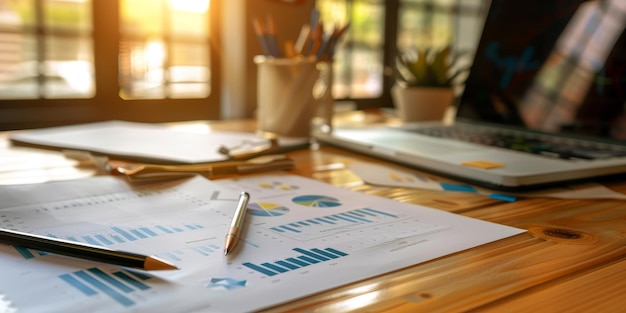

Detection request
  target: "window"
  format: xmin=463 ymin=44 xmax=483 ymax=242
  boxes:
xmin=0 ymin=0 xmax=488 ymax=130
xmin=0 ymin=0 xmax=219 ymax=130
xmin=315 ymin=0 xmax=488 ymax=108
xmin=397 ymin=0 xmax=487 ymax=68
xmin=316 ymin=0 xmax=386 ymax=100
xmin=316 ymin=0 xmax=390 ymax=109
xmin=119 ymin=0 xmax=211 ymax=99
xmin=0 ymin=0 xmax=94 ymax=99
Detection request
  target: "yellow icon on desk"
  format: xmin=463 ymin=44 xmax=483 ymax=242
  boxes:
xmin=461 ymin=160 xmax=504 ymax=170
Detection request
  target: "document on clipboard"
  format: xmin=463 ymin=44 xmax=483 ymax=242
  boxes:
xmin=9 ymin=120 xmax=309 ymax=164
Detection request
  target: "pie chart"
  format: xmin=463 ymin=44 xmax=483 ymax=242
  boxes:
xmin=247 ymin=202 xmax=290 ymax=217
xmin=292 ymin=195 xmax=342 ymax=207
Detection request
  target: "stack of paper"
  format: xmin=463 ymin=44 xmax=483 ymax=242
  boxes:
xmin=0 ymin=173 xmax=524 ymax=312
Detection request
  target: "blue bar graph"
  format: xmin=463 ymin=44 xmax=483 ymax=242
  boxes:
xmin=325 ymin=247 xmax=348 ymax=256
xmin=82 ymin=235 xmax=100 ymax=245
xmin=242 ymin=262 xmax=276 ymax=276
xmin=75 ymin=224 xmax=204 ymax=246
xmin=60 ymin=267 xmax=152 ymax=307
xmin=275 ymin=260 xmax=300 ymax=270
xmin=158 ymin=243 xmax=220 ymax=262
xmin=140 ymin=227 xmax=158 ymax=236
xmin=279 ymin=225 xmax=300 ymax=233
xmin=268 ymin=208 xmax=400 ymax=240
xmin=13 ymin=223 xmax=208 ymax=260
xmin=59 ymin=274 xmax=97 ymax=296
xmin=13 ymin=246 xmax=35 ymax=259
xmin=88 ymin=268 xmax=134 ymax=293
xmin=129 ymin=229 xmax=148 ymax=239
xmin=161 ymin=250 xmax=183 ymax=261
xmin=242 ymin=247 xmax=348 ymax=277
xmin=113 ymin=272 xmax=150 ymax=290
xmin=316 ymin=217 xmax=335 ymax=224
xmin=112 ymin=227 xmax=136 ymax=241
xmin=293 ymin=248 xmax=329 ymax=261
xmin=95 ymin=234 xmax=114 ymax=245
xmin=298 ymin=255 xmax=319 ymax=264
xmin=155 ymin=225 xmax=173 ymax=234
xmin=13 ymin=246 xmax=47 ymax=259
xmin=261 ymin=262 xmax=289 ymax=273
xmin=75 ymin=270 xmax=133 ymax=306
xmin=286 ymin=257 xmax=310 ymax=267
xmin=311 ymin=248 xmax=339 ymax=259
xmin=111 ymin=234 xmax=125 ymax=244
xmin=191 ymin=244 xmax=221 ymax=257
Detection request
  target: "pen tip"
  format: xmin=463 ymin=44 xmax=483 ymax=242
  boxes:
xmin=224 ymin=249 xmax=229 ymax=256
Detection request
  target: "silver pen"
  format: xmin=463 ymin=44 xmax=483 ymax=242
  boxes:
xmin=224 ymin=192 xmax=250 ymax=256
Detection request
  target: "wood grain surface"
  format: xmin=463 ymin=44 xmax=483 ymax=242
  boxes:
xmin=2 ymin=116 xmax=625 ymax=312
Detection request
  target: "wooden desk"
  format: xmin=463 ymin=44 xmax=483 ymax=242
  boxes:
xmin=2 ymin=116 xmax=626 ymax=312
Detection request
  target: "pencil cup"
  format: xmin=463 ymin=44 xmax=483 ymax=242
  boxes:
xmin=255 ymin=56 xmax=333 ymax=138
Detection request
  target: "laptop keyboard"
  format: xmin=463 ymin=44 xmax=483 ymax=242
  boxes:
xmin=408 ymin=125 xmax=626 ymax=160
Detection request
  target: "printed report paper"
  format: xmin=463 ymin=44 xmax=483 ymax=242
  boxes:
xmin=0 ymin=174 xmax=524 ymax=312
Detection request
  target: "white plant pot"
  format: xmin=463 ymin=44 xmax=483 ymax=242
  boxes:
xmin=391 ymin=84 xmax=455 ymax=122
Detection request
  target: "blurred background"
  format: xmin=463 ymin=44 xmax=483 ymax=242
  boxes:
xmin=0 ymin=0 xmax=488 ymax=130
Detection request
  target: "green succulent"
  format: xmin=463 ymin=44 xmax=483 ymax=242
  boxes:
xmin=396 ymin=46 xmax=467 ymax=88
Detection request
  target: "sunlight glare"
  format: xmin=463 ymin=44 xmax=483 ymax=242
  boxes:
xmin=168 ymin=0 xmax=209 ymax=13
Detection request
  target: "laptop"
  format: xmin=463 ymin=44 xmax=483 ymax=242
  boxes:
xmin=314 ymin=0 xmax=626 ymax=191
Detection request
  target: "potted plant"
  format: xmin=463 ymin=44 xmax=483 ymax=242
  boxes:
xmin=392 ymin=45 xmax=467 ymax=122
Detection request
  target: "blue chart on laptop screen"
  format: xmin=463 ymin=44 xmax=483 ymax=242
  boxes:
xmin=457 ymin=0 xmax=626 ymax=142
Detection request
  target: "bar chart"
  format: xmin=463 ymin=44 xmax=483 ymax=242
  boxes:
xmin=158 ymin=244 xmax=222 ymax=262
xmin=63 ymin=223 xmax=204 ymax=245
xmin=59 ymin=267 xmax=153 ymax=308
xmin=12 ymin=223 xmax=207 ymax=260
xmin=0 ymin=173 xmax=524 ymax=313
xmin=263 ymin=207 xmax=450 ymax=252
xmin=268 ymin=207 xmax=405 ymax=240
xmin=242 ymin=247 xmax=348 ymax=277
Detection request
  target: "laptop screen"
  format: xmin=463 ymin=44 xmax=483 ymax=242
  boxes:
xmin=456 ymin=0 xmax=626 ymax=143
